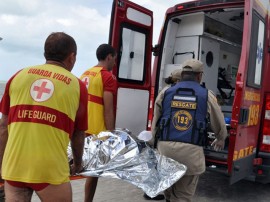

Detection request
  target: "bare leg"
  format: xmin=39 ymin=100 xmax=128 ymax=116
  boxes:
xmin=36 ymin=182 xmax=72 ymax=202
xmin=4 ymin=181 xmax=33 ymax=202
xmin=84 ymin=177 xmax=98 ymax=202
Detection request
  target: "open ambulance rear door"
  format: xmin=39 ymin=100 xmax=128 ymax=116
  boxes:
xmin=109 ymin=0 xmax=153 ymax=135
xmin=229 ymin=0 xmax=268 ymax=184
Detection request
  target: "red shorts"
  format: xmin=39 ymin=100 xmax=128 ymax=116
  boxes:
xmin=6 ymin=180 xmax=49 ymax=191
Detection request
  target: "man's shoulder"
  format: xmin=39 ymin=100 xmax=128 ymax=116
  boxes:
xmin=207 ymin=90 xmax=218 ymax=103
xmin=80 ymin=66 xmax=100 ymax=77
xmin=101 ymin=70 xmax=116 ymax=81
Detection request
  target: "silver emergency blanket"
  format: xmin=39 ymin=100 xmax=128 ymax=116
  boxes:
xmin=67 ymin=129 xmax=187 ymax=197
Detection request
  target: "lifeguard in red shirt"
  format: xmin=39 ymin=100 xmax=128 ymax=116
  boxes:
xmin=80 ymin=44 xmax=117 ymax=202
xmin=0 ymin=32 xmax=88 ymax=202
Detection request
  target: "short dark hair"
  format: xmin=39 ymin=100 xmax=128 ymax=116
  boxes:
xmin=44 ymin=32 xmax=77 ymax=62
xmin=165 ymin=76 xmax=174 ymax=85
xmin=181 ymin=71 xmax=200 ymax=81
xmin=96 ymin=44 xmax=116 ymax=61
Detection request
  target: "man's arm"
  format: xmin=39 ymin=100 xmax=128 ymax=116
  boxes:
xmin=0 ymin=115 xmax=8 ymax=176
xmin=149 ymin=87 xmax=168 ymax=146
xmin=103 ymin=91 xmax=115 ymax=130
xmin=208 ymin=91 xmax=227 ymax=151
xmin=70 ymin=129 xmax=85 ymax=175
xmin=70 ymin=79 xmax=88 ymax=175
xmin=151 ymin=92 xmax=164 ymax=133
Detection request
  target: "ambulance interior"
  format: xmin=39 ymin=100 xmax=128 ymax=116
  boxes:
xmin=158 ymin=8 xmax=244 ymax=162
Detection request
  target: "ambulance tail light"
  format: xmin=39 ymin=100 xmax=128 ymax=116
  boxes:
xmin=260 ymin=94 xmax=270 ymax=152
xmin=176 ymin=5 xmax=184 ymax=10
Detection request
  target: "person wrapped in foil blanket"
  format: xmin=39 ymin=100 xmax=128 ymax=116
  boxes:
xmin=67 ymin=129 xmax=187 ymax=197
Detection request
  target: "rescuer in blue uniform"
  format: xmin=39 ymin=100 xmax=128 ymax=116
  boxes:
xmin=151 ymin=59 xmax=227 ymax=202
xmin=143 ymin=68 xmax=183 ymax=201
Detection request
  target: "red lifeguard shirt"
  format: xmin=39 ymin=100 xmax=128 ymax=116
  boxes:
xmin=80 ymin=66 xmax=117 ymax=135
xmin=0 ymin=64 xmax=88 ymax=184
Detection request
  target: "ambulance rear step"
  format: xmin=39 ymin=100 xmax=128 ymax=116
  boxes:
xmin=204 ymin=148 xmax=228 ymax=161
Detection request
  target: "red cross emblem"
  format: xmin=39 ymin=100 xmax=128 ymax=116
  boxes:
xmin=81 ymin=77 xmax=89 ymax=88
xmin=33 ymin=81 xmax=51 ymax=99
xmin=30 ymin=79 xmax=54 ymax=102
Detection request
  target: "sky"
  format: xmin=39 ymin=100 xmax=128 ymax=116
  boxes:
xmin=0 ymin=0 xmax=189 ymax=82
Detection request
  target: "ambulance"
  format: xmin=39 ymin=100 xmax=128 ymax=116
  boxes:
xmin=109 ymin=0 xmax=270 ymax=184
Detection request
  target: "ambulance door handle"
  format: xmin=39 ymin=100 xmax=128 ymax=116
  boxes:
xmin=130 ymin=51 xmax=134 ymax=59
xmin=239 ymin=108 xmax=249 ymax=125
xmin=152 ymin=44 xmax=160 ymax=56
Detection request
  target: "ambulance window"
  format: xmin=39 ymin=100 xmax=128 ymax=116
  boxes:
xmin=118 ymin=27 xmax=146 ymax=82
xmin=247 ymin=11 xmax=265 ymax=88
